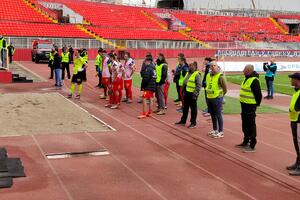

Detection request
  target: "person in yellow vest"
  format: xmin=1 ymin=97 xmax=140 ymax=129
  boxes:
xmin=175 ymin=61 xmax=201 ymax=128
xmin=154 ymin=53 xmax=168 ymax=115
xmin=80 ymin=48 xmax=88 ymax=82
xmin=67 ymin=49 xmax=88 ymax=99
xmin=0 ymin=36 xmax=7 ymax=68
xmin=206 ymin=62 xmax=227 ymax=138
xmin=61 ymin=46 xmax=71 ymax=81
xmin=236 ymin=64 xmax=262 ymax=153
xmin=175 ymin=57 xmax=189 ymax=113
xmin=287 ymin=73 xmax=300 ymax=175
xmin=48 ymin=47 xmax=56 ymax=79
xmin=95 ymin=48 xmax=103 ymax=88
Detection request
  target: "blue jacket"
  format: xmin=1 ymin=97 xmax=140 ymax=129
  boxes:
xmin=263 ymin=63 xmax=277 ymax=78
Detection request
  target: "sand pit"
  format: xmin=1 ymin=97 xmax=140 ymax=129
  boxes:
xmin=0 ymin=93 xmax=112 ymax=136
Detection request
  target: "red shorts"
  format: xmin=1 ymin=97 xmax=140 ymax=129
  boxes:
xmin=142 ymin=90 xmax=154 ymax=99
xmin=112 ymin=77 xmax=122 ymax=91
xmin=102 ymin=77 xmax=111 ymax=86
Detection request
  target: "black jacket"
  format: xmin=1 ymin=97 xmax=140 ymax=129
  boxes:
xmin=53 ymin=52 xmax=61 ymax=69
xmin=202 ymin=63 xmax=211 ymax=88
xmin=242 ymin=71 xmax=262 ymax=106
xmin=141 ymin=63 xmax=156 ymax=92
xmin=158 ymin=63 xmax=168 ymax=85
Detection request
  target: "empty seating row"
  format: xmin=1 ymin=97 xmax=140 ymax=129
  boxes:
xmin=172 ymin=13 xmax=282 ymax=34
xmin=87 ymin=26 xmax=189 ymax=41
xmin=0 ymin=21 xmax=91 ymax=38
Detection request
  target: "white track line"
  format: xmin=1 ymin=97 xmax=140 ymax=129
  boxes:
xmin=32 ymin=135 xmax=74 ymax=200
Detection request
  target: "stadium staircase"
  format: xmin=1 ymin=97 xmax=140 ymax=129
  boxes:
xmin=269 ymin=17 xmax=289 ymax=34
xmin=178 ymin=29 xmax=211 ymax=48
xmin=22 ymin=0 xmax=58 ymax=23
xmin=141 ymin=10 xmax=168 ymax=30
xmin=76 ymin=25 xmax=125 ymax=49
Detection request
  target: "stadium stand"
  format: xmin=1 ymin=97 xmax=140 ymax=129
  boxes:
xmin=0 ymin=21 xmax=91 ymax=38
xmin=0 ymin=0 xmax=51 ymax=23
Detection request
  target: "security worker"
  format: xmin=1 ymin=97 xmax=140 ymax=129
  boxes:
xmin=175 ymin=61 xmax=201 ymax=128
xmin=61 ymin=46 xmax=71 ymax=80
xmin=287 ymin=72 xmax=300 ymax=176
xmin=206 ymin=62 xmax=227 ymax=138
xmin=173 ymin=53 xmax=187 ymax=104
xmin=95 ymin=48 xmax=103 ymax=87
xmin=154 ymin=53 xmax=168 ymax=115
xmin=0 ymin=36 xmax=7 ymax=68
xmin=237 ymin=65 xmax=262 ymax=153
xmin=48 ymin=48 xmax=56 ymax=79
xmin=176 ymin=57 xmax=189 ymax=112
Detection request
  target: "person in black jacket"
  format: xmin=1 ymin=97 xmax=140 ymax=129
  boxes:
xmin=154 ymin=53 xmax=168 ymax=115
xmin=236 ymin=65 xmax=262 ymax=153
xmin=69 ymin=45 xmax=74 ymax=64
xmin=52 ymin=50 xmax=62 ymax=87
xmin=7 ymin=43 xmax=15 ymax=64
xmin=173 ymin=53 xmax=186 ymax=103
xmin=202 ymin=57 xmax=213 ymax=116
xmin=138 ymin=57 xmax=156 ymax=119
xmin=138 ymin=52 xmax=153 ymax=103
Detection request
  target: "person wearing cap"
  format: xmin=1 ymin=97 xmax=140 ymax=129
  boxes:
xmin=287 ymin=72 xmax=300 ymax=175
xmin=138 ymin=56 xmax=156 ymax=119
xmin=206 ymin=62 xmax=227 ymax=138
xmin=175 ymin=61 xmax=201 ymax=128
xmin=263 ymin=58 xmax=277 ymax=99
xmin=95 ymin=48 xmax=103 ymax=88
xmin=61 ymin=46 xmax=71 ymax=81
xmin=236 ymin=64 xmax=262 ymax=153
xmin=68 ymin=49 xmax=88 ymax=99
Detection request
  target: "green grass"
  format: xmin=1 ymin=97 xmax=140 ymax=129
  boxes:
xmin=225 ymin=73 xmax=294 ymax=96
xmin=132 ymin=74 xmax=284 ymax=114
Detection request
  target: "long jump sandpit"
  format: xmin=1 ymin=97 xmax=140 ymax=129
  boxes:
xmin=0 ymin=92 xmax=112 ymax=136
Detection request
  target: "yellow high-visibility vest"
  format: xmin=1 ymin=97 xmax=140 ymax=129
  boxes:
xmin=289 ymin=90 xmax=300 ymax=122
xmin=240 ymin=77 xmax=258 ymax=104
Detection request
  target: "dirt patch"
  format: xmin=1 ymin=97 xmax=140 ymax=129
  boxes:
xmin=0 ymin=93 xmax=112 ymax=136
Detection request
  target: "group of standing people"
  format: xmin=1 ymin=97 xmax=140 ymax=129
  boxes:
xmin=47 ymin=48 xmax=299 ymax=176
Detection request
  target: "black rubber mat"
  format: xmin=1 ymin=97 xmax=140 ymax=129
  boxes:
xmin=0 ymin=177 xmax=13 ymax=188
xmin=0 ymin=160 xmax=8 ymax=172
xmin=0 ymin=158 xmax=26 ymax=178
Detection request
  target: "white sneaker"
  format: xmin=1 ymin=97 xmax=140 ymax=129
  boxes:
xmin=212 ymin=132 xmax=224 ymax=139
xmin=208 ymin=130 xmax=217 ymax=136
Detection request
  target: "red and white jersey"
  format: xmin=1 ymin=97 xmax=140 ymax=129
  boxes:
xmin=102 ymin=57 xmax=111 ymax=78
xmin=112 ymin=61 xmax=124 ymax=81
xmin=124 ymin=58 xmax=135 ymax=80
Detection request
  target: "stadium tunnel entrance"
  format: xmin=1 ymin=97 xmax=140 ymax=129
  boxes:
xmin=157 ymin=0 xmax=184 ymax=9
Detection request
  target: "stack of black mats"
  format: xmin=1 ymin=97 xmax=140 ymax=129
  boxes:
xmin=0 ymin=148 xmax=26 ymax=188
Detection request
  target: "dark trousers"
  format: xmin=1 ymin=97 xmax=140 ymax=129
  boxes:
xmin=61 ymin=62 xmax=70 ymax=80
xmin=181 ymin=92 xmax=197 ymax=125
xmin=207 ymin=97 xmax=223 ymax=132
xmin=265 ymin=76 xmax=274 ymax=97
xmin=9 ymin=55 xmax=12 ymax=63
xmin=49 ymin=66 xmax=54 ymax=78
xmin=96 ymin=66 xmax=102 ymax=86
xmin=241 ymin=103 xmax=257 ymax=148
xmin=175 ymin=81 xmax=181 ymax=101
xmin=291 ymin=122 xmax=300 ymax=163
